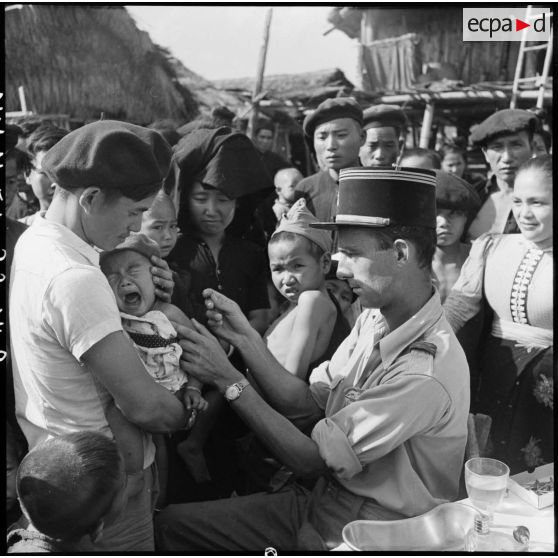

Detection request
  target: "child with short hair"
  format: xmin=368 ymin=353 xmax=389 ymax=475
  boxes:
xmin=264 ymin=199 xmax=351 ymax=380
xmin=100 ymin=234 xmax=211 ymax=485
xmin=19 ymin=125 xmax=69 ymax=225
xmin=139 ymin=190 xmax=193 ymax=317
xmin=8 ymin=431 xmax=127 ymax=553
xmin=432 ymin=170 xmax=481 ymax=302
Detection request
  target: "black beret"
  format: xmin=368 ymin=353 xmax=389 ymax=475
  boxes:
xmin=470 ymin=109 xmax=538 ymax=146
xmin=212 ymin=105 xmax=236 ymax=122
xmin=6 ymin=124 xmax=22 ymax=153
xmin=303 ymin=97 xmax=363 ymax=138
xmin=362 ymin=104 xmax=408 ymax=131
xmin=435 ymin=170 xmax=481 ymax=213
xmin=42 ymin=120 xmax=173 ymax=191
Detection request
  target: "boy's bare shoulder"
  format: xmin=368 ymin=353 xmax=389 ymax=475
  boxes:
xmin=297 ymin=290 xmax=335 ymax=315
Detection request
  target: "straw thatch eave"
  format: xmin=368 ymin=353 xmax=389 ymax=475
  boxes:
xmin=162 ymin=52 xmax=247 ymax=116
xmin=5 ymin=5 xmax=199 ymax=124
xmin=212 ymin=68 xmax=355 ymax=107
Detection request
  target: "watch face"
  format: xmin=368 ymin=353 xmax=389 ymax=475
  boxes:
xmin=225 ymin=385 xmax=240 ymax=401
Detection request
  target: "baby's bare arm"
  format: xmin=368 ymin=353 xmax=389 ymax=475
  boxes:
xmin=155 ymin=300 xmax=193 ymax=329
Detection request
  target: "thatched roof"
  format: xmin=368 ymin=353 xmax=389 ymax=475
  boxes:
xmin=212 ymin=68 xmax=355 ymax=107
xmin=163 ymin=53 xmax=247 ymax=116
xmin=5 ymin=5 xmax=198 ymax=124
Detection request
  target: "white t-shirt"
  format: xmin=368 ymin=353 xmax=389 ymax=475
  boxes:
xmin=9 ymin=216 xmax=155 ymax=467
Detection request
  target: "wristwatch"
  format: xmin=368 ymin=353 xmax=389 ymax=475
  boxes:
xmin=224 ymin=378 xmax=250 ymax=402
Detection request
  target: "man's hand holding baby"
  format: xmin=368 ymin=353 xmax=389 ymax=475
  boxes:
xmin=150 ymin=255 xmax=174 ymax=301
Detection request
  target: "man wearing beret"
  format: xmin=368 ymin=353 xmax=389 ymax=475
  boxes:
xmin=9 ymin=120 xmax=193 ymax=551
xmin=359 ymin=104 xmax=408 ymax=167
xmin=466 ymin=108 xmax=536 ymax=240
xmin=155 ymin=167 xmax=469 ymax=552
xmin=294 ymin=97 xmax=365 ymax=222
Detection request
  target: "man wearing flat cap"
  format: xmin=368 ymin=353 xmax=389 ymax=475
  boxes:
xmin=155 ymin=167 xmax=469 ymax=552
xmin=466 ymin=108 xmax=536 ymax=240
xmin=294 ymin=97 xmax=365 ymax=222
xmin=9 ymin=120 xmax=194 ymax=551
xmin=359 ymin=104 xmax=408 ymax=167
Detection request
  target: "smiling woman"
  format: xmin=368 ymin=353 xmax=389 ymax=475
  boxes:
xmin=444 ymin=154 xmax=553 ymax=475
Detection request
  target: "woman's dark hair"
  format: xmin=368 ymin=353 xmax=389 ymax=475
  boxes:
xmin=437 ymin=143 xmax=467 ymax=163
xmin=516 ymin=153 xmax=552 ymax=179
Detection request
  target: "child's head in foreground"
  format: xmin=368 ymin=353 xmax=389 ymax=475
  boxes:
xmin=17 ymin=431 xmax=127 ymax=544
xmin=100 ymin=233 xmax=161 ymax=317
xmin=140 ymin=189 xmax=179 ymax=258
xmin=268 ymin=199 xmax=331 ymax=305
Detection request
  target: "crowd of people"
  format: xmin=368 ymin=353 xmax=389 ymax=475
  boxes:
xmin=4 ymin=96 xmax=553 ymax=552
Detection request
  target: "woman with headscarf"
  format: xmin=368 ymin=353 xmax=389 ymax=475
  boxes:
xmin=166 ymin=126 xmax=273 ymax=335
xmin=162 ymin=126 xmax=274 ymax=501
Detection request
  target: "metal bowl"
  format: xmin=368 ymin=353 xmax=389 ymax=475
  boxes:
xmin=342 ymin=502 xmax=477 ymax=551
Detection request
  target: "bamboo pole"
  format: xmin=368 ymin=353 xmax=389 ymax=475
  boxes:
xmin=419 ymin=102 xmax=435 ymax=148
xmin=248 ymin=8 xmax=273 ymax=139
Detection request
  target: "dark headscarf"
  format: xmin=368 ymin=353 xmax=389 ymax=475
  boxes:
xmin=167 ymin=126 xmax=274 ymax=241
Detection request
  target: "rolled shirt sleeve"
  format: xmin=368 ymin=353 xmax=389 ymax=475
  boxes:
xmin=311 ymin=370 xmax=451 ymax=480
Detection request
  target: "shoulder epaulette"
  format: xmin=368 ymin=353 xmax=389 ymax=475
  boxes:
xmin=408 ymin=340 xmax=437 ymax=357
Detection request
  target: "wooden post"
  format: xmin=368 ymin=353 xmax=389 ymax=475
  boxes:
xmin=419 ymin=101 xmax=435 ymax=148
xmin=18 ymin=85 xmax=28 ymax=113
xmin=248 ymin=8 xmax=273 ymax=139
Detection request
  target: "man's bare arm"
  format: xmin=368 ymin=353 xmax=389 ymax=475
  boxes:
xmin=82 ymin=331 xmax=188 ymax=433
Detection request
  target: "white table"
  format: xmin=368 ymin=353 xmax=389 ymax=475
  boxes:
xmin=333 ymin=491 xmax=554 ymax=552
xmin=476 ymin=488 xmax=554 ymax=552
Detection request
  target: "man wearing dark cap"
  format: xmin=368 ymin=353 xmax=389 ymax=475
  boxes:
xmin=9 ymin=120 xmax=193 ymax=551
xmin=466 ymin=108 xmax=536 ymax=240
xmin=155 ymin=168 xmax=469 ymax=552
xmin=295 ymin=97 xmax=365 ymax=222
xmin=359 ymin=104 xmax=408 ymax=167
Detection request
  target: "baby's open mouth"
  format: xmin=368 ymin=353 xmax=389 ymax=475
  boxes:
xmin=124 ymin=293 xmax=141 ymax=305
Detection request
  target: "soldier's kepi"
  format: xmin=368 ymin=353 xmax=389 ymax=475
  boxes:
xmin=311 ymin=166 xmax=437 ymax=230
